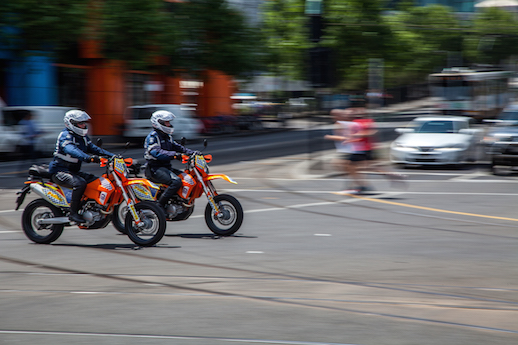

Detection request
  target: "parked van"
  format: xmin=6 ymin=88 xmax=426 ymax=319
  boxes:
xmin=0 ymin=106 xmax=76 ymax=156
xmin=123 ymin=104 xmax=204 ymax=142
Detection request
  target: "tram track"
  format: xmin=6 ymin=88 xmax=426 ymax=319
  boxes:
xmin=1 ymin=157 xmax=517 ymax=340
xmin=0 ymin=252 xmax=518 ymax=336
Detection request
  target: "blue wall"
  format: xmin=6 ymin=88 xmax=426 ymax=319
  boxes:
xmin=6 ymin=52 xmax=58 ymax=106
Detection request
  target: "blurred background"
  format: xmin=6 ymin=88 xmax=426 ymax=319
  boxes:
xmin=1 ymin=0 xmax=518 ymax=152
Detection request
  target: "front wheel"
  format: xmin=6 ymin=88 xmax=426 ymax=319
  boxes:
xmin=22 ymin=199 xmax=65 ymax=244
xmin=125 ymin=201 xmax=166 ymax=247
xmin=205 ymin=194 xmax=243 ymax=236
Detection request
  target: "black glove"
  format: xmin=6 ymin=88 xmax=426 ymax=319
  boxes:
xmin=89 ymin=155 xmax=101 ymax=163
xmin=192 ymin=151 xmax=202 ymax=156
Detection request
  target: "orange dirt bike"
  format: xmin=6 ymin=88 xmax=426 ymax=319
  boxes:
xmin=112 ymin=143 xmax=244 ymax=236
xmin=15 ymin=155 xmax=167 ymax=247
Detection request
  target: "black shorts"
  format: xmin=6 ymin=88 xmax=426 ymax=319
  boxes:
xmin=365 ymin=150 xmax=376 ymax=161
xmin=348 ymin=152 xmax=367 ymax=162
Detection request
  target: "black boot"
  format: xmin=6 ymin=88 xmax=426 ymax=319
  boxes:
xmin=158 ymin=186 xmax=179 ymax=208
xmin=69 ymin=189 xmax=85 ymax=223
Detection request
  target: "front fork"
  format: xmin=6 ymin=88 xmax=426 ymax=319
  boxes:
xmin=194 ymin=169 xmax=221 ymax=216
xmin=112 ymin=173 xmax=142 ymax=226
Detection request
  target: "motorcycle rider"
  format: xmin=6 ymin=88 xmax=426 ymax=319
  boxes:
xmin=49 ymin=110 xmax=116 ymax=224
xmin=144 ymin=110 xmax=199 ymax=208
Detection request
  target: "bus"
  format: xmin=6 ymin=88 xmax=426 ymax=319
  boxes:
xmin=429 ymin=67 xmax=513 ymax=120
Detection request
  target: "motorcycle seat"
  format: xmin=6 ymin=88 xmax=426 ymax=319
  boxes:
xmin=28 ymin=164 xmax=52 ymax=179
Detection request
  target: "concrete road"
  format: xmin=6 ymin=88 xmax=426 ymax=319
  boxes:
xmin=0 ymin=153 xmax=517 ymax=345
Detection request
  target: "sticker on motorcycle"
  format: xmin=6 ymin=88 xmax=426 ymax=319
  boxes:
xmin=114 ymin=158 xmax=127 ymax=175
xmin=99 ymin=191 xmax=107 ymax=205
xmin=131 ymin=184 xmax=155 ymax=201
xmin=43 ymin=187 xmax=68 ymax=207
xmin=99 ymin=177 xmax=113 ymax=191
xmin=195 ymin=156 xmax=207 ymax=170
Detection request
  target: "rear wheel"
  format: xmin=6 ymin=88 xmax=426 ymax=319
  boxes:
xmin=125 ymin=201 xmax=166 ymax=247
xmin=22 ymin=199 xmax=65 ymax=244
xmin=112 ymin=202 xmax=128 ymax=234
xmin=205 ymin=194 xmax=243 ymax=236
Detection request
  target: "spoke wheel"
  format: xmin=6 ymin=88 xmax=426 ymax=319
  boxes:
xmin=22 ymin=199 xmax=64 ymax=244
xmin=113 ymin=202 xmax=128 ymax=234
xmin=125 ymin=201 xmax=166 ymax=247
xmin=205 ymin=194 xmax=243 ymax=236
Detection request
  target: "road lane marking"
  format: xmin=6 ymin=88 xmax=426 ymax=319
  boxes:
xmin=344 ymin=193 xmax=518 ymax=222
xmin=0 ymin=330 xmax=362 ymax=344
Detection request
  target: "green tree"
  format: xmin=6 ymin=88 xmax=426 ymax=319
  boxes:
xmin=0 ymin=0 xmax=87 ymax=54
xmin=385 ymin=5 xmax=463 ymax=85
xmin=323 ymin=0 xmax=392 ymax=90
xmin=260 ymin=0 xmax=309 ymax=80
xmin=99 ymin=0 xmax=173 ymax=70
xmin=466 ymin=7 xmax=518 ymax=65
xmin=172 ymin=0 xmax=264 ymax=78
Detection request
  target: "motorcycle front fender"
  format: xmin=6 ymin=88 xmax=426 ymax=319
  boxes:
xmin=206 ymin=174 xmax=237 ymax=184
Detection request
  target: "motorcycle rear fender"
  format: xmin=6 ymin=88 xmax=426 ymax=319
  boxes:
xmin=30 ymin=182 xmax=70 ymax=208
xmin=206 ymin=174 xmax=237 ymax=184
xmin=15 ymin=184 xmax=31 ymax=210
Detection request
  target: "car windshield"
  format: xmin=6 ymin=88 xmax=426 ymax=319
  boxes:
xmin=414 ymin=120 xmax=456 ymax=133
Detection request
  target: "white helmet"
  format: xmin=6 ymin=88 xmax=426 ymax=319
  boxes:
xmin=64 ymin=110 xmax=91 ymax=136
xmin=150 ymin=110 xmax=175 ymax=135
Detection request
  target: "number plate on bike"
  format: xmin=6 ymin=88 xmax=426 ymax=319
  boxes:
xmin=195 ymin=156 xmax=207 ymax=170
xmin=114 ymin=158 xmax=127 ymax=175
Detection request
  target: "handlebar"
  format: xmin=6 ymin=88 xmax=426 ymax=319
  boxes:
xmin=99 ymin=155 xmax=135 ymax=167
xmin=181 ymin=153 xmax=212 ymax=164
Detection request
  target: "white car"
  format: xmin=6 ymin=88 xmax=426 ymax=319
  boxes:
xmin=390 ymin=116 xmax=481 ymax=166
xmin=0 ymin=106 xmax=76 ymax=157
xmin=123 ymin=104 xmax=204 ymax=142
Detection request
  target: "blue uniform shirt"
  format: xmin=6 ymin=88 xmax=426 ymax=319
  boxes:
xmin=144 ymin=130 xmax=194 ymax=168
xmin=49 ymin=129 xmax=115 ymax=174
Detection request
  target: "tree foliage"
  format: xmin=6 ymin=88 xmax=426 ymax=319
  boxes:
xmin=466 ymin=8 xmax=518 ymax=65
xmin=1 ymin=0 xmax=263 ymax=77
xmin=0 ymin=0 xmax=87 ymax=54
xmin=260 ymin=0 xmax=310 ymax=80
xmin=172 ymin=0 xmax=263 ymax=77
xmin=260 ymin=1 xmax=518 ymax=90
xmin=99 ymin=0 xmax=172 ymax=70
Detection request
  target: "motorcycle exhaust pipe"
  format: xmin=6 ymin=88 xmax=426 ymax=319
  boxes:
xmin=37 ymin=217 xmax=70 ymax=225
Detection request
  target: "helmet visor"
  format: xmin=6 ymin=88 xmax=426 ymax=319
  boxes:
xmin=71 ymin=120 xmax=88 ymax=128
xmin=158 ymin=120 xmax=173 ymax=128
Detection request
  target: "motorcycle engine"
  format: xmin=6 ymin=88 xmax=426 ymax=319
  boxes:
xmin=165 ymin=203 xmax=184 ymax=219
xmin=81 ymin=202 xmax=104 ymax=226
